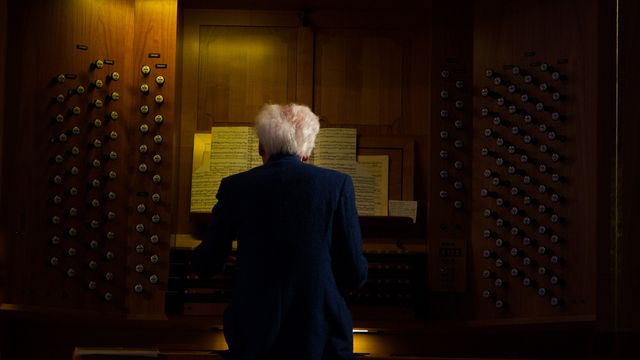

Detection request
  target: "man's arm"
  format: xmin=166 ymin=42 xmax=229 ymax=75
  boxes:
xmin=330 ymin=175 xmax=368 ymax=292
xmin=190 ymin=179 xmax=236 ymax=278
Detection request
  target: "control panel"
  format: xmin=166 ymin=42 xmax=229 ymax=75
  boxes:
xmin=43 ymin=61 xmax=128 ymax=308
xmin=428 ymin=239 xmax=467 ymax=292
xmin=475 ymin=59 xmax=571 ymax=312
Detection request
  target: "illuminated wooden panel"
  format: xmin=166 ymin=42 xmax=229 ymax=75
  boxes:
xmin=0 ymin=0 xmax=177 ymax=317
xmin=314 ymin=29 xmax=404 ymax=126
xmin=196 ymin=26 xmax=298 ymax=126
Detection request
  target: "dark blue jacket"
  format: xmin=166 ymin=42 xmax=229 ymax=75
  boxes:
xmin=191 ymin=154 xmax=368 ymax=360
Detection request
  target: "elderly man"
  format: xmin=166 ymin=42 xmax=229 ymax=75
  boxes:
xmin=191 ymin=103 xmax=368 ymax=360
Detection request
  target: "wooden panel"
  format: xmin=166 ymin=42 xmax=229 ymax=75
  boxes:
xmin=618 ymin=0 xmax=640 ymax=333
xmin=1 ymin=0 xmax=135 ymax=313
xmin=175 ymin=10 xmax=315 ymax=235
xmin=0 ymin=0 xmax=8 ymax=305
xmin=314 ymin=29 xmax=403 ymax=126
xmin=126 ymin=0 xmax=178 ymax=316
xmin=196 ymin=26 xmax=298 ymax=127
xmin=470 ymin=0 xmax=612 ymax=322
xmin=426 ymin=0 xmax=474 ymax=241
xmin=0 ymin=0 xmax=177 ymax=316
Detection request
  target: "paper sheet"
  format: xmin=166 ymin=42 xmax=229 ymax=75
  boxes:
xmin=357 ymin=155 xmax=389 ymax=216
xmin=352 ymin=163 xmax=376 ymax=215
xmin=191 ymin=127 xmax=398 ymax=218
xmin=309 ymin=128 xmax=357 ymax=176
xmin=388 ymin=200 xmax=418 ymax=223
xmin=209 ymin=127 xmax=260 ymax=172
xmin=190 ymin=128 xmax=260 ymax=212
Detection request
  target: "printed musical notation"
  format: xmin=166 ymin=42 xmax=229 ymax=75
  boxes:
xmin=309 ymin=128 xmax=357 ymax=176
xmin=356 ymin=155 xmax=389 ymax=216
xmin=190 ymin=127 xmax=389 ymax=216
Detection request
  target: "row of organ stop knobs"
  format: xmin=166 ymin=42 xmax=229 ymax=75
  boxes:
xmin=45 ymin=59 xmax=167 ymax=302
xmin=479 ymin=62 xmax=568 ymax=309
xmin=438 ymin=68 xmax=470 ymax=211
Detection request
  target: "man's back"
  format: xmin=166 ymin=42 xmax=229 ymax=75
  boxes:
xmin=192 ymin=154 xmax=368 ymax=360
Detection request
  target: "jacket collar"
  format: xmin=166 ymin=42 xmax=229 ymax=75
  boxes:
xmin=266 ymin=154 xmax=301 ymax=163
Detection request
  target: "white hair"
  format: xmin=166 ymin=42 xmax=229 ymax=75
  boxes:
xmin=254 ymin=103 xmax=320 ymax=158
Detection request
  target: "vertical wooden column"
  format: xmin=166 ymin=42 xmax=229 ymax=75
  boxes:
xmin=0 ymin=0 xmax=7 ymax=305
xmin=426 ymin=0 xmax=474 ymax=320
xmin=618 ymin=0 xmax=640 ymax=334
xmin=126 ymin=0 xmax=178 ymax=318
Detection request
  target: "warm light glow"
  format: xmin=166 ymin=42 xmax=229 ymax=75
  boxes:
xmin=352 ymin=329 xmax=369 ymax=333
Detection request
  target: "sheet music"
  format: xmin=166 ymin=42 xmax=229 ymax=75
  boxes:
xmin=190 ymin=161 xmax=218 ymax=212
xmin=210 ymin=127 xmax=259 ymax=173
xmin=352 ymin=163 xmax=375 ymax=216
xmin=357 ymin=155 xmax=389 ymax=216
xmin=310 ymin=128 xmax=357 ymax=176
xmin=388 ymin=200 xmax=418 ymax=223
xmin=192 ymin=127 xmax=376 ymax=214
xmin=191 ymin=129 xmax=261 ymax=212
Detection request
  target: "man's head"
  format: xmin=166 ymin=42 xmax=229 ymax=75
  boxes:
xmin=255 ymin=103 xmax=320 ymax=163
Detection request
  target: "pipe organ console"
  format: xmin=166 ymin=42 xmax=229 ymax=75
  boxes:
xmin=0 ymin=0 xmax=629 ymax=359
